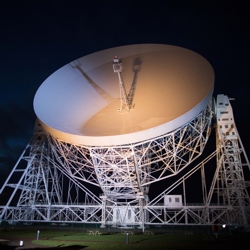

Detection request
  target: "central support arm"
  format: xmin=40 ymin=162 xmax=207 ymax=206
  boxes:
xmin=113 ymin=56 xmax=130 ymax=113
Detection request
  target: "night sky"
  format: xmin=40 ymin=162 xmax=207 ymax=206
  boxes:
xmin=0 ymin=1 xmax=249 ymax=185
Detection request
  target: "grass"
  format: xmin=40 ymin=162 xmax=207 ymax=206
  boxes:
xmin=1 ymin=228 xmax=249 ymax=250
xmin=31 ymin=235 xmax=197 ymax=250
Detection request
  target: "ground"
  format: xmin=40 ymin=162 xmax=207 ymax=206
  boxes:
xmin=0 ymin=226 xmax=249 ymax=250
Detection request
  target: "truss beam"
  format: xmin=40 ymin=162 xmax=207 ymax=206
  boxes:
xmin=1 ymin=96 xmax=250 ymax=228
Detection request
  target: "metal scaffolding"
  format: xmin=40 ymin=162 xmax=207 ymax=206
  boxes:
xmin=0 ymin=95 xmax=249 ymax=228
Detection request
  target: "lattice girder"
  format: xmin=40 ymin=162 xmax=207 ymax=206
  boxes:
xmin=90 ymin=99 xmax=213 ymax=200
xmin=2 ymin=95 xmax=250 ymax=228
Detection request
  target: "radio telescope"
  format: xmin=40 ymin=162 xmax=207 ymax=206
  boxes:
xmin=1 ymin=44 xmax=250 ymax=229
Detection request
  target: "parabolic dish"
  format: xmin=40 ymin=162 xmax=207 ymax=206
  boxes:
xmin=34 ymin=44 xmax=214 ymax=146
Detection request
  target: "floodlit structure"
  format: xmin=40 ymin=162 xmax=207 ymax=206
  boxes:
xmin=1 ymin=44 xmax=249 ymax=228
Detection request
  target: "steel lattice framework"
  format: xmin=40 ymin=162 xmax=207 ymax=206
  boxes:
xmin=1 ymin=95 xmax=250 ymax=228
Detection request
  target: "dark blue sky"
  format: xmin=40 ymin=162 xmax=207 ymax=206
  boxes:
xmin=0 ymin=1 xmax=249 ymax=183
